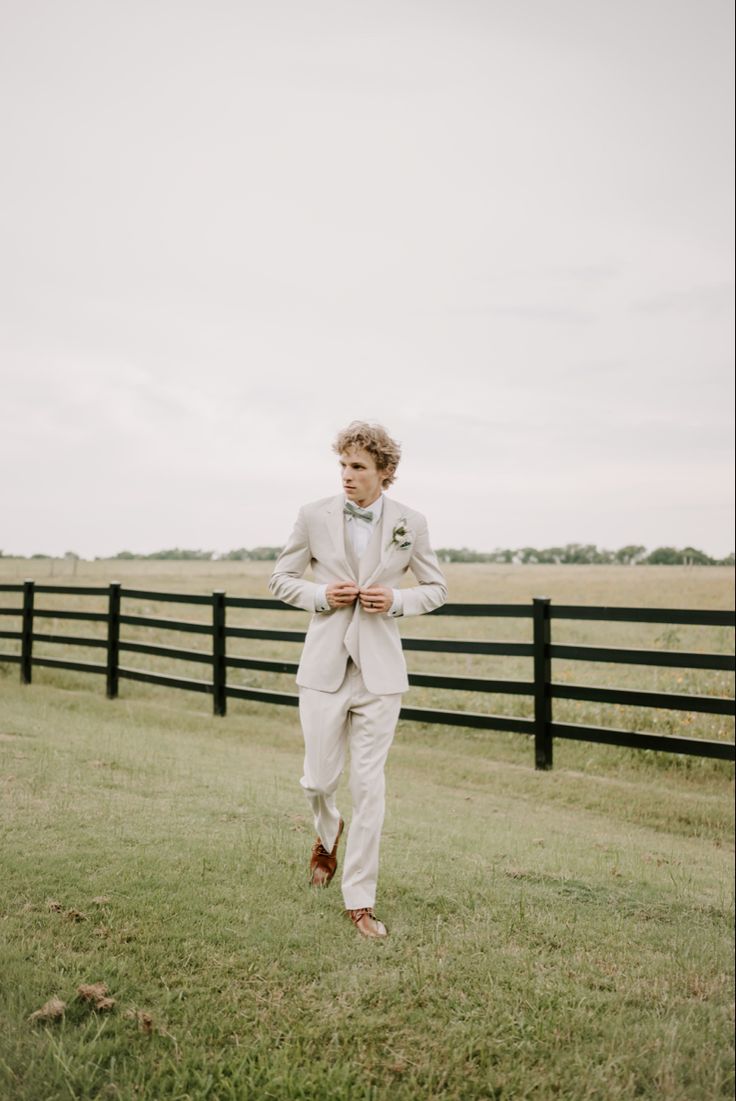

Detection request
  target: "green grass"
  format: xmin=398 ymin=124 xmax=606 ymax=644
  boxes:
xmin=0 ymin=673 xmax=733 ymax=1101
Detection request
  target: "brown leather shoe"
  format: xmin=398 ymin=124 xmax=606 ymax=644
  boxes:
xmin=345 ymin=907 xmax=388 ymax=939
xmin=309 ymin=818 xmax=344 ymax=888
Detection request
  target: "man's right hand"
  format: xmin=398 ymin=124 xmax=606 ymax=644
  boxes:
xmin=326 ymin=582 xmax=360 ymax=609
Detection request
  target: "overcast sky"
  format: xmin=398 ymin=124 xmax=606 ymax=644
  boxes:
xmin=1 ymin=0 xmax=733 ymax=558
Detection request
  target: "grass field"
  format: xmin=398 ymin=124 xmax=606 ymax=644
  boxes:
xmin=0 ymin=561 xmax=734 ymax=1099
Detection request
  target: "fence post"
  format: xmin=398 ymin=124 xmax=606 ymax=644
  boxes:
xmin=212 ymin=590 xmax=227 ymax=717
xmin=533 ymin=596 xmax=553 ymax=769
xmin=20 ymin=579 xmax=35 ymax=685
xmin=106 ymin=582 xmax=121 ymax=699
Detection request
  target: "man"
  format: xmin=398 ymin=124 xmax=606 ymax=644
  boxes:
xmin=269 ymin=421 xmax=447 ymax=939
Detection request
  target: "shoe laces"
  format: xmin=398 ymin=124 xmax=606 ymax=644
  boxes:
xmin=347 ymin=907 xmax=375 ymax=921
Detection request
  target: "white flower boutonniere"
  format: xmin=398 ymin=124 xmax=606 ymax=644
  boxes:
xmin=389 ymin=518 xmax=413 ymax=551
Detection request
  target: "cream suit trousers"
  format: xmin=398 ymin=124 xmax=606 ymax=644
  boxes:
xmin=299 ymin=659 xmax=402 ymax=910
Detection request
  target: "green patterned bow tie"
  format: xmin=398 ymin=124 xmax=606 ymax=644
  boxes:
xmin=344 ymin=501 xmax=374 ymax=523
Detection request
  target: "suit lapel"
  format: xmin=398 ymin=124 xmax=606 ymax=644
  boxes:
xmin=344 ymin=517 xmax=360 ymax=576
xmin=358 ymin=511 xmax=384 ymax=586
xmin=362 ymin=497 xmax=402 ymax=588
xmin=325 ymin=496 xmax=356 ymax=581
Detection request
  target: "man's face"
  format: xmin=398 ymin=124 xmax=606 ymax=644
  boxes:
xmin=339 ymin=448 xmax=384 ymax=508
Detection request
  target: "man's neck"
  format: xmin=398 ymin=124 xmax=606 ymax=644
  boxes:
xmin=349 ymin=492 xmax=382 ymax=510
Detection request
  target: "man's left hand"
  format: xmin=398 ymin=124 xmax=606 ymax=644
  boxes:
xmin=359 ymin=586 xmax=393 ymax=614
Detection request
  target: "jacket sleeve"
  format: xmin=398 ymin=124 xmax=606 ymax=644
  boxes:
xmin=399 ymin=519 xmax=448 ymax=618
xmin=268 ymin=508 xmax=322 ymax=612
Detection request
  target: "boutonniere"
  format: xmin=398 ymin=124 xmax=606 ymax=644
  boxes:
xmin=388 ymin=518 xmax=413 ymax=550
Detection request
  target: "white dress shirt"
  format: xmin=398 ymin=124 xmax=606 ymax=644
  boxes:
xmin=314 ymin=494 xmax=403 ymax=616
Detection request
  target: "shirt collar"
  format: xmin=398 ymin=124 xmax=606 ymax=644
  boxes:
xmin=344 ymin=493 xmax=383 ymax=522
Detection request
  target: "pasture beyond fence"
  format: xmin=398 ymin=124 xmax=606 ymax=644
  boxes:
xmin=0 ymin=581 xmax=733 ymax=770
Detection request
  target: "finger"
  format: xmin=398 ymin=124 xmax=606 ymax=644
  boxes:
xmin=361 ymin=597 xmax=385 ymax=612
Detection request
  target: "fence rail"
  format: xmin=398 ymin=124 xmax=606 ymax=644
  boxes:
xmin=0 ymin=581 xmax=733 ymax=770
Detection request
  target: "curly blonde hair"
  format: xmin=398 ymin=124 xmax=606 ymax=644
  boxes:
xmin=332 ymin=421 xmax=402 ymax=488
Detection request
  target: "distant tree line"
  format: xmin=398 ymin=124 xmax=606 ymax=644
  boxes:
xmin=435 ymin=544 xmax=735 ymax=566
xmin=109 ymin=548 xmax=217 ymax=560
xmin=100 ymin=547 xmax=284 ymax=561
xmin=2 ymin=543 xmax=732 ymax=565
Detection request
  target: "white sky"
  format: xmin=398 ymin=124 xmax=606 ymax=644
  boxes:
xmin=1 ymin=0 xmax=733 ymax=558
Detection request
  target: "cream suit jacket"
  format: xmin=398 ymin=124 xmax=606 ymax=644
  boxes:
xmin=268 ymin=494 xmax=448 ymax=695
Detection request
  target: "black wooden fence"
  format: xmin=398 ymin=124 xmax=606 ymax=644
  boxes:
xmin=1 ymin=580 xmax=734 ymax=770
